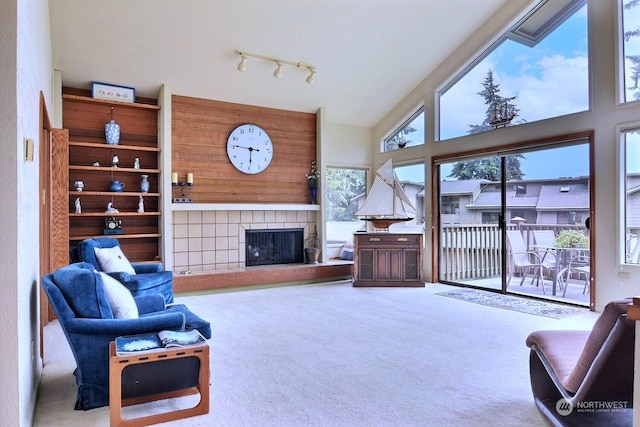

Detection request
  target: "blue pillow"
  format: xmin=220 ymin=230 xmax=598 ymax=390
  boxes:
xmin=53 ymin=263 xmax=114 ymax=319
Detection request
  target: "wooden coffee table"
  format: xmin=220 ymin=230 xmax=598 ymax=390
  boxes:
xmin=109 ymin=341 xmax=209 ymax=427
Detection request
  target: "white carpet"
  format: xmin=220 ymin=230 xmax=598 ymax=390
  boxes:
xmin=34 ymin=281 xmax=599 ymax=426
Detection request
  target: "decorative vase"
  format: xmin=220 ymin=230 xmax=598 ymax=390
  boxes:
xmin=304 ymin=247 xmax=321 ymax=264
xmin=310 ymin=186 xmax=317 ymax=204
xmin=140 ymin=175 xmax=150 ymax=193
xmin=105 ymin=119 xmax=120 ymax=145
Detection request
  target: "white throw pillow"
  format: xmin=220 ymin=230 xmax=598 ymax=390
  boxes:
xmin=94 ymin=246 xmax=136 ymax=275
xmin=99 ymin=272 xmax=139 ymax=319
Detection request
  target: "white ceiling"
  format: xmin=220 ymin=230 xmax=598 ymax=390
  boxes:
xmin=50 ymin=0 xmax=510 ymax=127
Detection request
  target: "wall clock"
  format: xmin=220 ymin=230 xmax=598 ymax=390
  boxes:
xmin=226 ymin=124 xmax=274 ymax=174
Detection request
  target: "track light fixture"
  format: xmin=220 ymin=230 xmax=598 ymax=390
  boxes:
xmin=235 ymin=50 xmax=317 ymax=84
xmin=273 ymin=61 xmax=284 ymax=78
xmin=237 ymin=54 xmax=248 ymax=72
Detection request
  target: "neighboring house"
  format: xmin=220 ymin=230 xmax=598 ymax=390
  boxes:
xmin=440 ymin=177 xmax=590 ymax=226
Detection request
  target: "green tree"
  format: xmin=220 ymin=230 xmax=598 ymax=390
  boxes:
xmin=326 ymin=168 xmax=366 ymax=221
xmin=625 ymin=0 xmax=640 ymax=100
xmin=385 ymin=125 xmax=417 ymax=151
xmin=449 ymin=69 xmax=525 ymax=181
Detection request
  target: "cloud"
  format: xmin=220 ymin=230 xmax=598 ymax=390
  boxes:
xmin=439 ymin=53 xmax=588 ymax=139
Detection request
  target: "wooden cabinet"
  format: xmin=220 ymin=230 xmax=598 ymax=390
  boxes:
xmin=57 ymin=92 xmax=162 ymax=262
xmin=353 ymin=233 xmax=424 ymax=287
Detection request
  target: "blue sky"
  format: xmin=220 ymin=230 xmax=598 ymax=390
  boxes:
xmin=396 ymin=3 xmax=593 ymax=183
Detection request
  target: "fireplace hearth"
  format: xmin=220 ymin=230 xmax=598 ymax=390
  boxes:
xmin=245 ymin=228 xmax=304 ymax=266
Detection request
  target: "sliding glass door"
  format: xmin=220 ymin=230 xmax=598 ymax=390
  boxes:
xmin=437 ymin=141 xmax=590 ymax=306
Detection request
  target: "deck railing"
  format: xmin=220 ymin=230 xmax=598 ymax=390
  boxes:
xmin=440 ymin=223 xmax=587 ymax=281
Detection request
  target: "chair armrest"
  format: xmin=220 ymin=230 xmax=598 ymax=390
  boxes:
xmin=133 ymin=263 xmax=164 ymax=274
xmin=107 ymin=271 xmax=133 ymax=283
xmin=63 ymin=312 xmax=186 ymax=336
xmin=134 ymin=294 xmax=166 ymax=315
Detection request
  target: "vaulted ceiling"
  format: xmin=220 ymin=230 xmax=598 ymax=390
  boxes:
xmin=50 ymin=0 xmax=511 ymax=127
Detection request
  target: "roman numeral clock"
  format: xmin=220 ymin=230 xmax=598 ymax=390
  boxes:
xmin=226 ymin=124 xmax=273 ymax=174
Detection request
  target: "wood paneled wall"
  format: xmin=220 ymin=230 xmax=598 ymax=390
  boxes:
xmin=172 ymin=95 xmax=317 ymax=204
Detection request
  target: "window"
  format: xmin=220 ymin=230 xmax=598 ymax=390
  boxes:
xmin=439 ymin=0 xmax=588 ymax=140
xmin=621 ymin=127 xmax=640 ymax=264
xmin=441 ymin=196 xmax=459 ymax=214
xmin=515 ymin=184 xmax=527 ymax=195
xmin=622 ymin=0 xmax=640 ymax=103
xmin=325 ymin=167 xmax=367 ymax=243
xmin=482 ymin=212 xmax=500 ymax=224
xmin=383 ymin=107 xmax=425 ymax=152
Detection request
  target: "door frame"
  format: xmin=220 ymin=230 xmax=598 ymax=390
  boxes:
xmin=431 ymin=131 xmax=595 ymax=310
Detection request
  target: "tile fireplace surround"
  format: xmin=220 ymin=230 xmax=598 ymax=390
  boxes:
xmin=172 ymin=207 xmax=318 ymax=273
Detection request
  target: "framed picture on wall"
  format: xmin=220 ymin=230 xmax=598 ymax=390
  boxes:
xmin=92 ymin=82 xmax=136 ymax=103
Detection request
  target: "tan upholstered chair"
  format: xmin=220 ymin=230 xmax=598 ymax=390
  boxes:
xmin=525 ymin=298 xmax=634 ymax=425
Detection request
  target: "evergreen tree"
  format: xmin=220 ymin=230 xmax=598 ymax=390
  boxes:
xmin=625 ymin=0 xmax=640 ymax=100
xmin=448 ymin=69 xmax=525 ymax=181
xmin=385 ymin=125 xmax=417 ymax=151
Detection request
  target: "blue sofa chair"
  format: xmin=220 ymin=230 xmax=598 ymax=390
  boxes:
xmin=70 ymin=237 xmax=174 ymax=303
xmin=42 ymin=262 xmax=212 ymax=410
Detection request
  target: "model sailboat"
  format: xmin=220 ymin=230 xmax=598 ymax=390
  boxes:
xmin=355 ymin=159 xmax=417 ymax=229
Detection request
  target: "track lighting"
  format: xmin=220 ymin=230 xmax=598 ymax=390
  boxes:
xmin=273 ymin=61 xmax=284 ymax=78
xmin=306 ymin=68 xmax=316 ymax=85
xmin=237 ymin=54 xmax=247 ymax=72
xmin=235 ymin=50 xmax=317 ymax=84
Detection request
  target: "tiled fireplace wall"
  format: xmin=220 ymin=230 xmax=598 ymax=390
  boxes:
xmin=172 ymin=209 xmax=317 ymax=273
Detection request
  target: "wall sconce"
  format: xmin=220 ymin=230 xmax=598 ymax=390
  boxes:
xmin=235 ymin=50 xmax=317 ymax=85
xmin=172 ymin=172 xmax=194 ymax=203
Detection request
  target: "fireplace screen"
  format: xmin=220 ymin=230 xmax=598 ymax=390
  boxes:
xmin=245 ymin=228 xmax=304 ymax=266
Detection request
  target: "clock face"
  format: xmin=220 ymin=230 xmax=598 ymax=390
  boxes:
xmin=226 ymin=124 xmax=273 ymax=174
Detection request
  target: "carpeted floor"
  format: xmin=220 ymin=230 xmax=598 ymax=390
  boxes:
xmin=34 ymin=281 xmax=599 ymax=427
xmin=436 ymin=288 xmax=588 ymax=319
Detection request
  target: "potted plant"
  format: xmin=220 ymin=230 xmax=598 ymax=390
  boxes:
xmin=555 ymin=230 xmax=590 ymax=248
xmin=304 ymin=225 xmax=321 ymax=264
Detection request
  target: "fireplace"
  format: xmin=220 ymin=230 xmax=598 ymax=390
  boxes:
xmin=245 ymin=228 xmax=304 ymax=266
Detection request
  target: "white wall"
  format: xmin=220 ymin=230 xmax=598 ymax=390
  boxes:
xmin=0 ymin=0 xmax=52 ymax=424
xmin=372 ymin=0 xmax=637 ymax=311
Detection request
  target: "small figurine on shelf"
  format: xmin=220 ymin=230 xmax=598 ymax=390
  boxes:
xmin=74 ymin=197 xmax=81 ymax=214
xmin=133 ymin=157 xmax=140 ymax=169
xmin=112 ymin=154 xmax=119 ymax=168
xmin=92 ymin=161 xmax=100 ymax=167
xmin=105 ymin=202 xmax=119 ymax=213
xmin=137 ymin=196 xmax=144 ymax=213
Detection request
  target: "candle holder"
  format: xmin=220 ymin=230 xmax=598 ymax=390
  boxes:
xmin=172 ymin=174 xmax=194 ymax=203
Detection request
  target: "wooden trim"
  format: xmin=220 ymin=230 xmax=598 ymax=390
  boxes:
xmin=628 ymin=296 xmax=640 ymax=320
xmin=173 ymin=262 xmax=353 ymax=293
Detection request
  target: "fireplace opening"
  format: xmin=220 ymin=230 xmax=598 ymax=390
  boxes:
xmin=245 ymin=228 xmax=304 ymax=266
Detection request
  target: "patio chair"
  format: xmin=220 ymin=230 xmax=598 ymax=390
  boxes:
xmin=506 ymin=230 xmax=544 ymax=292
xmin=557 ymin=252 xmax=590 ymax=297
xmin=532 ymin=230 xmax=558 ymax=281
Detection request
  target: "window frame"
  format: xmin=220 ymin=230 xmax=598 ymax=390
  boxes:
xmin=617 ymin=121 xmax=640 ymax=266
xmin=381 ymin=105 xmax=425 ymax=152
xmin=435 ymin=0 xmax=588 ymax=141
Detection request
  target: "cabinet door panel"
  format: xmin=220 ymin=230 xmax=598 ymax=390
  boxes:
xmin=389 ymin=249 xmax=403 ymax=280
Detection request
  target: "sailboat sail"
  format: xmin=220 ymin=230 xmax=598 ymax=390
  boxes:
xmin=355 ymin=160 xmax=417 ymax=228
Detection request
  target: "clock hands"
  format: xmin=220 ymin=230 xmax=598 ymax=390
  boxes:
xmin=231 ymin=144 xmax=260 ymax=153
xmin=232 ymin=145 xmax=261 ymax=165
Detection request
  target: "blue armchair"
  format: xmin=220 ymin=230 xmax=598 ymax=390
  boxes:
xmin=71 ymin=237 xmax=174 ymax=303
xmin=42 ymin=263 xmax=212 ymax=410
